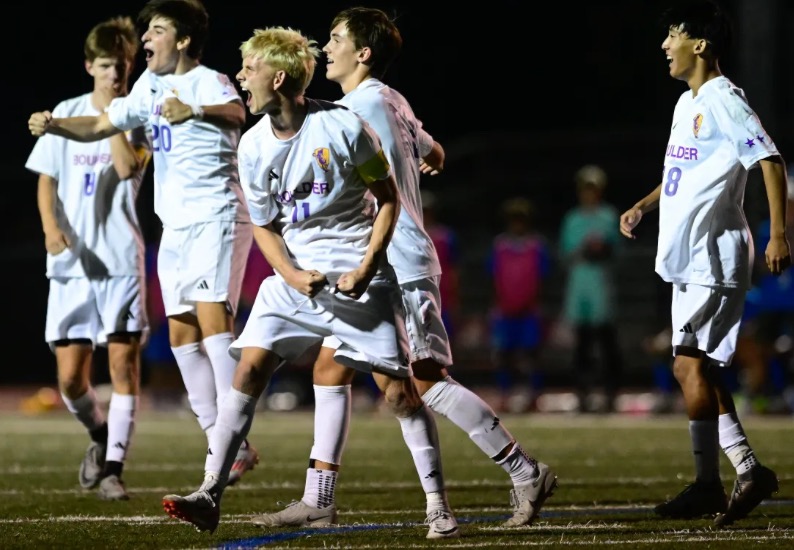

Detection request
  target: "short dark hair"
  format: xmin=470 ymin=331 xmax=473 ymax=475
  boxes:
xmin=330 ymin=7 xmax=402 ymax=79
xmin=660 ymin=0 xmax=732 ymax=58
xmin=138 ymin=0 xmax=209 ymax=60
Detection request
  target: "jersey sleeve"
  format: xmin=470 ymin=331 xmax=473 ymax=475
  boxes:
xmin=197 ymin=70 xmax=242 ymax=106
xmin=107 ymin=74 xmax=150 ymax=132
xmin=349 ymin=116 xmax=391 ymax=184
xmin=238 ymin=134 xmax=279 ymax=227
xmin=416 ymin=126 xmax=434 ymax=159
xmin=711 ymin=88 xmax=779 ymax=170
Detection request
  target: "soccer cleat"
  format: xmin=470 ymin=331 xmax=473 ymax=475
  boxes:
xmin=714 ymin=465 xmax=779 ymax=528
xmin=163 ymin=476 xmax=221 ymax=533
xmin=227 ymin=442 xmax=260 ymax=486
xmin=97 ymin=474 xmax=129 ymax=501
xmin=78 ymin=441 xmax=106 ymax=489
xmin=504 ymin=462 xmax=558 ymax=527
xmin=424 ymin=509 xmax=460 ymax=539
xmin=251 ymin=500 xmax=337 ymax=527
xmin=654 ymin=480 xmax=728 ymax=519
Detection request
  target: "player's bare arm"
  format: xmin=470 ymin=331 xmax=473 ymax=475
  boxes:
xmin=620 ymin=184 xmax=663 ymax=239
xmin=36 ymin=174 xmax=71 ymax=255
xmin=759 ymin=156 xmax=792 ymax=275
xmin=161 ymin=97 xmax=246 ymax=128
xmin=252 ymin=224 xmax=327 ymax=297
xmin=336 ymin=174 xmax=400 ymax=299
xmin=28 ymin=111 xmax=121 ymax=142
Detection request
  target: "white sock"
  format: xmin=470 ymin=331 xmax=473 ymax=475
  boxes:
xmin=689 ymin=420 xmax=720 ymax=482
xmin=61 ymin=387 xmax=105 ymax=431
xmin=421 ymin=377 xmax=513 ymax=457
xmin=398 ymin=405 xmax=445 ymax=494
xmin=202 ymin=332 xmax=237 ymax=409
xmin=425 ymin=491 xmax=449 ymax=514
xmin=205 ymin=388 xmax=257 ymax=482
xmin=496 ymin=444 xmax=538 ymax=486
xmin=719 ymin=412 xmax=757 ymax=475
xmin=302 ymin=468 xmax=338 ymax=509
xmin=172 ymin=342 xmax=218 ymax=436
xmin=309 ymin=385 xmax=351 ymax=465
xmin=105 ymin=393 xmax=137 ymax=463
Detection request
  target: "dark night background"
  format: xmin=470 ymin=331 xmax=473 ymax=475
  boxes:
xmin=3 ymin=1 xmax=792 ymax=386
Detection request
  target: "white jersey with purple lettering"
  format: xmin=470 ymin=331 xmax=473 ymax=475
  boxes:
xmin=238 ymin=98 xmax=392 ymax=282
xmin=25 ymin=92 xmax=150 ymax=279
xmin=337 ymin=78 xmax=440 ymax=283
xmin=656 ymin=76 xmax=778 ymax=289
xmin=106 ymin=65 xmax=249 ymax=229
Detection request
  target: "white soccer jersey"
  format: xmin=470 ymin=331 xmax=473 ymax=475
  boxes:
xmin=238 ymin=99 xmax=391 ymax=280
xmin=106 ymin=66 xmax=249 ymax=229
xmin=25 ymin=93 xmax=150 ymax=279
xmin=338 ymin=79 xmax=441 ymax=283
xmin=656 ymin=76 xmax=778 ymax=289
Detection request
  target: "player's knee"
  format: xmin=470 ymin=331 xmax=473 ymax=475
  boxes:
xmin=382 ymin=377 xmax=419 ymax=417
xmin=313 ymin=355 xmax=353 ymax=386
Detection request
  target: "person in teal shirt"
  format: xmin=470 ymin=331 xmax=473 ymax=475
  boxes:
xmin=559 ymin=164 xmax=624 ymax=412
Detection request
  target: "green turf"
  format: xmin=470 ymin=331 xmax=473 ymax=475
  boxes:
xmin=0 ymin=410 xmax=792 ymax=549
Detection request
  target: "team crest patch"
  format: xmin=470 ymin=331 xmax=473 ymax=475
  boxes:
xmin=313 ymin=148 xmax=330 ymax=172
xmin=692 ymin=113 xmax=703 ymax=138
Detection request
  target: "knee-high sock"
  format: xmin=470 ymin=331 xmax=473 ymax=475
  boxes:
xmin=309 ymin=385 xmax=351 ymax=465
xmin=690 ymin=420 xmax=720 ymax=482
xmin=172 ymin=342 xmax=217 ymax=436
xmin=422 ymin=376 xmax=513 ymax=457
xmin=202 ymin=332 xmax=237 ymax=409
xmin=105 ymin=393 xmax=137 ymax=463
xmin=61 ymin=387 xmax=105 ymax=433
xmin=398 ymin=405 xmax=445 ymax=495
xmin=205 ymin=388 xmax=257 ymax=482
xmin=719 ymin=412 xmax=757 ymax=475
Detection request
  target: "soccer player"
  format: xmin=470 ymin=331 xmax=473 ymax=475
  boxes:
xmin=159 ymin=25 xmax=439 ymax=536
xmin=27 ymin=0 xmax=258 ymax=484
xmin=619 ymin=0 xmax=790 ymax=527
xmin=252 ymin=8 xmax=557 ymax=535
xmin=24 ymin=16 xmax=151 ymax=500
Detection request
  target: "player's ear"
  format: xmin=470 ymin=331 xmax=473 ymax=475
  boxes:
xmin=272 ymin=70 xmax=287 ymax=91
xmin=693 ymin=38 xmax=708 ymax=55
xmin=85 ymin=60 xmax=94 ymax=77
xmin=357 ymin=46 xmax=372 ymax=64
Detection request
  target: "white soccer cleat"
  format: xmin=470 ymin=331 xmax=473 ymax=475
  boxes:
xmin=251 ymin=500 xmax=337 ymax=527
xmin=97 ymin=474 xmax=129 ymax=501
xmin=504 ymin=462 xmax=558 ymax=527
xmin=425 ymin=509 xmax=460 ymax=539
xmin=78 ymin=441 xmax=106 ymax=489
xmin=227 ymin=442 xmax=260 ymax=486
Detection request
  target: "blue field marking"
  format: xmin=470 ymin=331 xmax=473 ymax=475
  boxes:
xmin=217 ymin=500 xmax=794 ymax=548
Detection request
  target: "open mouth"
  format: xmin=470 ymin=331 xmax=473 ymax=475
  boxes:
xmin=144 ymin=48 xmax=154 ymax=61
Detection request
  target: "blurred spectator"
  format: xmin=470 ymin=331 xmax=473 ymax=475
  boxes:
xmin=488 ymin=197 xmax=551 ymax=412
xmin=734 ymin=167 xmax=794 ymax=414
xmin=559 ymin=164 xmax=623 ymax=413
xmin=421 ymin=190 xmax=461 ymax=342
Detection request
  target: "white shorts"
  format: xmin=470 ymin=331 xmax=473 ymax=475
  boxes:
xmin=158 ymin=220 xmax=253 ymax=317
xmin=45 ymin=276 xmax=148 ymax=349
xmin=231 ymin=277 xmax=409 ymax=377
xmin=323 ymin=275 xmax=453 ymax=366
xmin=670 ymin=283 xmax=746 ymax=366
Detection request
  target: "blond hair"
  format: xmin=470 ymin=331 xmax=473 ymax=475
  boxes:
xmin=240 ymin=27 xmax=320 ymax=95
xmin=84 ymin=16 xmax=139 ymax=62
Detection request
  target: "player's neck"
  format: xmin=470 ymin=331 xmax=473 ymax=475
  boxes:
xmin=90 ymin=89 xmax=122 ymax=112
xmin=687 ymin=63 xmax=722 ymax=97
xmin=340 ymin=70 xmax=374 ymax=95
xmin=270 ymin=96 xmax=309 ymax=140
xmin=174 ymin=56 xmax=200 ymax=76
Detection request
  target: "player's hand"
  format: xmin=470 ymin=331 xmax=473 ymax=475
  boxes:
xmin=161 ymin=97 xmax=193 ymax=124
xmin=335 ymin=267 xmax=373 ymax=300
xmin=619 ymin=207 xmax=643 ymax=239
xmin=29 ymin=111 xmax=53 ymax=137
xmin=419 ymin=159 xmax=441 ymax=176
xmin=290 ymin=269 xmax=328 ymax=298
xmin=44 ymin=228 xmax=71 ymax=256
xmin=765 ymin=235 xmax=791 ymax=275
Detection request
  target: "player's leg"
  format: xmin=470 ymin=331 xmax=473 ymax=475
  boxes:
xmin=192 ymin=221 xmax=259 ymax=483
xmin=47 ymin=278 xmax=108 ymax=490
xmin=406 ymin=277 xmax=556 ymax=527
xmin=252 ymin=343 xmax=351 ymax=528
xmin=159 ymin=226 xmax=219 ymax=441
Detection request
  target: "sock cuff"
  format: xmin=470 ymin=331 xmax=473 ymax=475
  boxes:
xmin=421 ymin=378 xmax=451 ymax=406
xmin=313 ymin=384 xmax=352 ymax=397
xmin=60 ymin=387 xmax=96 ymax=413
xmin=224 ymin=387 xmax=258 ymax=414
xmin=171 ymin=341 xmax=201 ymax=356
xmin=109 ymin=393 xmax=138 ymax=411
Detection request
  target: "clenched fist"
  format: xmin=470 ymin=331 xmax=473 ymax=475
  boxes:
xmin=29 ymin=111 xmax=53 ymax=137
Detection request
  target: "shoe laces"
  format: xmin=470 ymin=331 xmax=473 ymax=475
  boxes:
xmin=425 ymin=509 xmax=454 ymax=525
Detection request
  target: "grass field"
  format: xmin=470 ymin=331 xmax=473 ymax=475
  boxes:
xmin=0 ymin=409 xmax=792 ymax=549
